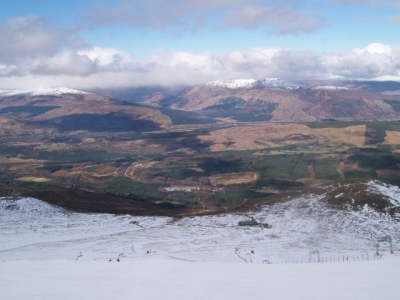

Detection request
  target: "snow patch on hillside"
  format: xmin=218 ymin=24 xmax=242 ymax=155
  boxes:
xmin=312 ymin=85 xmax=349 ymax=90
xmin=256 ymin=78 xmax=310 ymax=89
xmin=0 ymin=197 xmax=67 ymax=217
xmin=367 ymin=180 xmax=400 ymax=206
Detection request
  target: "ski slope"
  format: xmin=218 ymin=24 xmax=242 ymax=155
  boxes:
xmin=1 ymin=180 xmax=400 ymax=299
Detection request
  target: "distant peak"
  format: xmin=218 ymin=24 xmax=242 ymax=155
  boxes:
xmin=367 ymin=75 xmax=400 ymax=82
xmin=206 ymin=78 xmax=309 ymax=90
xmin=206 ymin=79 xmax=257 ymax=89
xmin=311 ymin=85 xmax=349 ymax=90
xmin=0 ymin=87 xmax=90 ymax=97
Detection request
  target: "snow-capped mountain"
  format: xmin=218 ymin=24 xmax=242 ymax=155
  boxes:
xmin=368 ymin=75 xmax=400 ymax=82
xmin=255 ymin=78 xmax=310 ymax=89
xmin=206 ymin=78 xmax=310 ymax=90
xmin=312 ymin=85 xmax=349 ymax=90
xmin=206 ymin=79 xmax=258 ymax=89
xmin=0 ymin=87 xmax=90 ymax=97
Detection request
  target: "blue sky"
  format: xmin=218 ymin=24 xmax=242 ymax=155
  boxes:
xmin=1 ymin=0 xmax=400 ymax=89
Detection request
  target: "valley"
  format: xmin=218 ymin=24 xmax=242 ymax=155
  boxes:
xmin=1 ymin=82 xmax=400 ymax=215
xmin=3 ymin=3 xmax=400 ymax=299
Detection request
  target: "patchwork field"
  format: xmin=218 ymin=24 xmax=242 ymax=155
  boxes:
xmin=199 ymin=124 xmax=366 ymax=151
xmin=1 ymin=97 xmax=400 ymax=214
xmin=209 ymin=172 xmax=259 ymax=186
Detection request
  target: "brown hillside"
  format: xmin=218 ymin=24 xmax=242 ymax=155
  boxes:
xmin=144 ymin=85 xmax=400 ymax=122
xmin=0 ymin=93 xmax=172 ymax=131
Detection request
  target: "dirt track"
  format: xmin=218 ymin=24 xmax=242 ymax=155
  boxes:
xmin=336 ymin=162 xmax=345 ymax=180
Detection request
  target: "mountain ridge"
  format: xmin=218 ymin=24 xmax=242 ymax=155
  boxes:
xmin=143 ymin=82 xmax=400 ymax=122
xmin=0 ymin=87 xmax=90 ymax=97
xmin=0 ymin=88 xmax=172 ymax=134
xmin=206 ymin=78 xmax=311 ymax=90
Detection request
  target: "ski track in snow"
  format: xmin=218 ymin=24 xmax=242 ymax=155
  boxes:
xmin=1 ymin=181 xmax=399 ymax=264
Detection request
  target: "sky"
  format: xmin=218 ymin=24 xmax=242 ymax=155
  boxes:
xmin=0 ymin=0 xmax=400 ymax=89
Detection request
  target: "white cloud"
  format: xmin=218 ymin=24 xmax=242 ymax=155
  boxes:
xmin=354 ymin=43 xmax=393 ymax=55
xmin=0 ymin=64 xmax=17 ymax=76
xmin=324 ymin=43 xmax=400 ymax=77
xmin=1 ymin=43 xmax=400 ymax=89
xmin=78 ymin=47 xmax=133 ymax=67
xmin=0 ymin=15 xmax=83 ymax=63
xmin=30 ymin=51 xmax=98 ymax=76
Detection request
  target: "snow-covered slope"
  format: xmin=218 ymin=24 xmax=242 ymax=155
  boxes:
xmin=0 ymin=87 xmax=90 ymax=97
xmin=2 ymin=258 xmax=399 ymax=300
xmin=1 ymin=180 xmax=400 ymax=300
xmin=206 ymin=78 xmax=310 ymax=89
xmin=1 ymin=180 xmax=399 ymax=263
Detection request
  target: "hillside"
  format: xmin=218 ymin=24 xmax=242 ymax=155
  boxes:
xmin=1 ymin=84 xmax=400 ymax=215
xmin=1 ymin=180 xmax=399 ymax=261
xmin=1 ymin=180 xmax=400 ymax=299
xmin=143 ymin=79 xmax=400 ymax=122
xmin=0 ymin=87 xmax=172 ymax=133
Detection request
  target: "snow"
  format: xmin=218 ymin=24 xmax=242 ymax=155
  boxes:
xmin=0 ymin=87 xmax=89 ymax=97
xmin=256 ymin=78 xmax=310 ymax=89
xmin=1 ymin=180 xmax=400 ymax=299
xmin=367 ymin=180 xmax=400 ymax=206
xmin=206 ymin=78 xmax=309 ymax=89
xmin=1 ymin=259 xmax=399 ymax=300
xmin=368 ymin=75 xmax=400 ymax=82
xmin=312 ymin=85 xmax=349 ymax=90
xmin=206 ymin=79 xmax=257 ymax=89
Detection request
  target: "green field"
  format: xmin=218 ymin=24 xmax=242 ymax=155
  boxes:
xmin=2 ymin=118 xmax=400 ymax=211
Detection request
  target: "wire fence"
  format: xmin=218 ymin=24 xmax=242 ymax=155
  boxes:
xmin=276 ymin=252 xmax=393 ymax=264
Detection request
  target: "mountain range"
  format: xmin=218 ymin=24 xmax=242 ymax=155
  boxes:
xmin=1 ymin=79 xmax=400 ymax=136
xmin=0 ymin=87 xmax=171 ymax=135
xmin=142 ymin=78 xmax=400 ymax=122
xmin=1 ymin=80 xmax=400 ymax=215
xmin=206 ymin=78 xmax=311 ymax=89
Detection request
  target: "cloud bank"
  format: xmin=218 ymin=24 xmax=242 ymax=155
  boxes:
xmin=1 ymin=42 xmax=400 ymax=89
xmin=0 ymin=13 xmax=400 ymax=89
